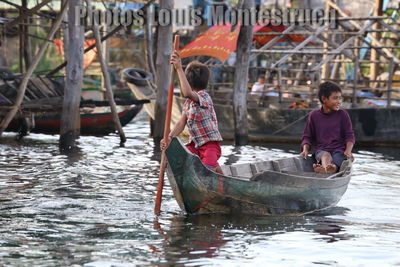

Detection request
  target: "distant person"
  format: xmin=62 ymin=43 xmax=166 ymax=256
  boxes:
xmin=267 ymin=70 xmax=277 ymax=84
xmin=300 ymin=81 xmax=355 ymax=174
xmin=160 ymin=51 xmax=223 ymax=175
xmin=251 ymin=75 xmax=266 ymax=95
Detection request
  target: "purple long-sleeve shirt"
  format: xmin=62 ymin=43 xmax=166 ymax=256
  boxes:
xmin=301 ymin=108 xmax=355 ymax=153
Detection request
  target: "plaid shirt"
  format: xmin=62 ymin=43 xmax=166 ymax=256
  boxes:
xmin=182 ymin=90 xmax=223 ymax=148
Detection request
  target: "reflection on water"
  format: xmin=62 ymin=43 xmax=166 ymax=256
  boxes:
xmin=1 ymin=111 xmax=400 ymax=266
xmin=159 ymin=210 xmax=353 ymax=265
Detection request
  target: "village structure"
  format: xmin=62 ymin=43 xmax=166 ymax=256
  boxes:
xmin=1 ymin=2 xmax=400 ymax=264
xmin=0 ymin=0 xmax=399 ymax=150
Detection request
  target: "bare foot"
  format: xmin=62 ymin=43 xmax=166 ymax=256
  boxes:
xmin=210 ymin=166 xmax=224 ymax=175
xmin=326 ymin=164 xmax=337 ymax=174
xmin=313 ymin=164 xmax=326 ymax=174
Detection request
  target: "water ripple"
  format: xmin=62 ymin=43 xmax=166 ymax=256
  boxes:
xmin=1 ymin=111 xmax=400 ymax=266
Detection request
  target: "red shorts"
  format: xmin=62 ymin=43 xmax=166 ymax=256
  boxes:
xmin=186 ymin=141 xmax=221 ymax=168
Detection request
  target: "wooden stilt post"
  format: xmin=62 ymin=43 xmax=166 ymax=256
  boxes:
xmin=154 ymin=35 xmax=180 ymax=216
xmin=144 ymin=4 xmax=157 ymax=79
xmin=86 ymin=0 xmax=126 ymax=145
xmin=147 ymin=4 xmax=157 ymax=138
xmin=153 ymin=0 xmax=173 ymax=144
xmin=22 ymin=0 xmax=31 ymax=71
xmin=233 ymin=0 xmax=254 ymax=146
xmin=61 ymin=0 xmax=69 ymax=69
xmin=386 ymin=59 xmax=395 ymax=108
xmin=19 ymin=2 xmax=24 ymax=73
xmin=321 ymin=1 xmax=331 ymax=81
xmin=294 ymin=55 xmax=307 ymax=86
xmin=330 ymin=56 xmax=341 ymax=80
xmin=0 ymin=2 xmax=68 ymax=136
xmin=369 ymin=0 xmax=383 ymax=87
xmin=101 ymin=22 xmax=110 ymax=96
xmin=59 ymin=0 xmax=84 ymax=152
xmin=278 ymin=68 xmax=283 ymax=103
xmin=352 ymin=52 xmax=359 ymax=106
xmin=352 ymin=38 xmax=360 ymax=106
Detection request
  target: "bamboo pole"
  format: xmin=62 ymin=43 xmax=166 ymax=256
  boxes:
xmin=330 ymin=55 xmax=341 ymax=80
xmin=101 ymin=22 xmax=110 ymax=97
xmin=86 ymin=0 xmax=126 ymax=145
xmin=328 ymin=0 xmax=400 ymax=64
xmin=271 ymin=24 xmax=329 ymax=68
xmin=294 ymin=55 xmax=307 ymax=86
xmin=312 ymin=20 xmax=376 ymax=71
xmin=154 ymin=35 xmax=180 ymax=216
xmin=0 ymin=1 xmax=68 ymax=136
xmin=249 ymin=24 xmax=296 ymax=62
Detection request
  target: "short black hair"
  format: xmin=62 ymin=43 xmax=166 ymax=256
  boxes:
xmin=185 ymin=61 xmax=210 ymax=90
xmin=318 ymin=81 xmax=342 ymax=104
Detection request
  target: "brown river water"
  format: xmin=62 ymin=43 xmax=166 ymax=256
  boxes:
xmin=1 ymin=111 xmax=399 ymax=266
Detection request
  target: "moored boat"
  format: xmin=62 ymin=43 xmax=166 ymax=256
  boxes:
xmin=165 ymin=137 xmax=352 ymax=216
xmin=6 ymin=104 xmax=142 ymax=136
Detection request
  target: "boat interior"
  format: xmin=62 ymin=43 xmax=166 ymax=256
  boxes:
xmin=220 ymin=156 xmax=351 ymax=180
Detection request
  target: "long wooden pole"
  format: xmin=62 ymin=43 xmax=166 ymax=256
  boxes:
xmin=144 ymin=4 xmax=157 ymax=79
xmin=22 ymin=0 xmax=32 ymax=71
xmin=154 ymin=35 xmax=180 ymax=216
xmin=0 ymin=1 xmax=68 ymax=136
xmin=369 ymin=0 xmax=383 ymax=87
xmin=233 ymin=0 xmax=254 ymax=146
xmin=59 ymin=0 xmax=84 ymax=152
xmin=153 ymin=0 xmax=173 ymax=143
xmin=386 ymin=59 xmax=395 ymax=108
xmin=321 ymin=0 xmax=331 ymax=81
xmin=86 ymin=0 xmax=126 ymax=145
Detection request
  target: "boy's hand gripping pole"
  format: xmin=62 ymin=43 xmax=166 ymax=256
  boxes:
xmin=154 ymin=35 xmax=180 ymax=216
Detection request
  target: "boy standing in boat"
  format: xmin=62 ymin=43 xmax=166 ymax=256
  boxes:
xmin=160 ymin=51 xmax=224 ymax=174
xmin=300 ymin=81 xmax=355 ymax=174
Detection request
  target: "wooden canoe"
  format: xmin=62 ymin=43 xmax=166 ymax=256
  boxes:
xmin=165 ymin=137 xmax=352 ymax=216
xmin=6 ymin=104 xmax=142 ymax=136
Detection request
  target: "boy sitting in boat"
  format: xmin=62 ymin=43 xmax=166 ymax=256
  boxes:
xmin=160 ymin=51 xmax=224 ymax=175
xmin=300 ymin=81 xmax=355 ymax=174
